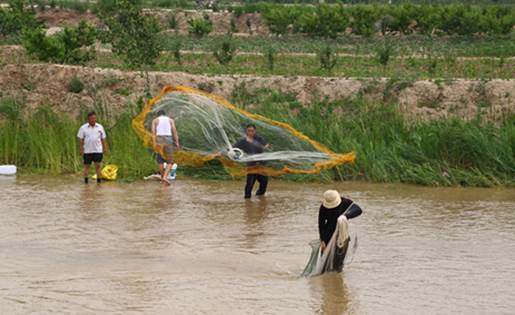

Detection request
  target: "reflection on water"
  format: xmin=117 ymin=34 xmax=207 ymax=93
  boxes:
xmin=243 ymin=197 xmax=268 ymax=250
xmin=309 ymin=273 xmax=350 ymax=314
xmin=1 ymin=176 xmax=515 ymax=314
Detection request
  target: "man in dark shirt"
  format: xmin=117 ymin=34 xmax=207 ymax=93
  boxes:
xmin=233 ymin=124 xmax=270 ymax=199
xmin=318 ymin=190 xmax=362 ymax=253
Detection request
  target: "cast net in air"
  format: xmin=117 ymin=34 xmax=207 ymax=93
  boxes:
xmin=132 ymin=85 xmax=355 ymax=176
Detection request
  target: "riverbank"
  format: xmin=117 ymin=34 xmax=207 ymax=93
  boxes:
xmin=1 ymin=92 xmax=513 ymax=187
xmin=1 ymin=62 xmax=514 ymax=123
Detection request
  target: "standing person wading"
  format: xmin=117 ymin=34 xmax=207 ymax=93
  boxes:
xmin=152 ymin=110 xmax=180 ymax=185
xmin=319 ymin=190 xmax=362 ymax=253
xmin=77 ymin=111 xmax=107 ymax=184
xmin=233 ymin=124 xmax=271 ymax=199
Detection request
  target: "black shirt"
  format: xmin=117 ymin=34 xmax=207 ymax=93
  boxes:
xmin=318 ymin=197 xmax=362 ymax=245
xmin=233 ymin=135 xmax=267 ymax=166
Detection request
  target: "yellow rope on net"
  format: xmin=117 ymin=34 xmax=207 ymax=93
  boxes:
xmin=132 ymin=85 xmax=356 ymax=177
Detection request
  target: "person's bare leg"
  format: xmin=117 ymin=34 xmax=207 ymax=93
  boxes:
xmin=95 ymin=162 xmax=102 ymax=183
xmin=83 ymin=164 xmax=90 ymax=183
xmin=162 ymin=161 xmax=173 ymax=185
xmin=159 ymin=163 xmax=165 ymax=177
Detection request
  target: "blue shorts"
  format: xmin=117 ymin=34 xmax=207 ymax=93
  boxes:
xmin=156 ymin=136 xmax=174 ymax=163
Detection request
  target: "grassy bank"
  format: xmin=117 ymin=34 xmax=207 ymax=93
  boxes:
xmin=0 ymin=98 xmax=157 ymax=180
xmin=93 ymin=50 xmax=515 ymax=80
xmin=235 ymin=89 xmax=515 ymax=186
xmin=158 ymin=34 xmax=515 ymax=58
xmin=1 ymin=92 xmax=514 ymax=186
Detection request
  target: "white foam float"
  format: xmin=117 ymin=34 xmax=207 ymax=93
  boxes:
xmin=0 ymin=165 xmax=16 ymax=176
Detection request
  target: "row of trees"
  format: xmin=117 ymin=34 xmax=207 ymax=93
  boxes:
xmin=236 ymin=3 xmax=515 ymax=37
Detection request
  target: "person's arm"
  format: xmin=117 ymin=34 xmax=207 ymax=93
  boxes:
xmin=151 ymin=118 xmax=157 ymax=144
xmin=343 ymin=201 xmax=362 ymax=219
xmin=257 ymin=135 xmax=271 ymax=150
xmin=101 ymin=127 xmax=108 ymax=153
xmin=77 ymin=127 xmax=84 ymax=155
xmin=170 ymin=118 xmax=180 ymax=150
xmin=79 ymin=138 xmax=85 ymax=156
xmin=318 ymin=207 xmax=327 ymax=252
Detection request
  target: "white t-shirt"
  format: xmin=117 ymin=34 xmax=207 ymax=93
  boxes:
xmin=77 ymin=123 xmax=106 ymax=154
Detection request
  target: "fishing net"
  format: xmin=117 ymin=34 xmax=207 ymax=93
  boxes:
xmin=302 ymin=216 xmax=358 ymax=277
xmin=132 ymin=85 xmax=355 ymax=176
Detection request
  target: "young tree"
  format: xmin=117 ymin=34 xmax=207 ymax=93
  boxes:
xmin=0 ymin=0 xmax=41 ymax=38
xmin=213 ymin=39 xmax=235 ymax=66
xmin=97 ymin=0 xmax=161 ymax=96
xmin=318 ymin=45 xmax=337 ymax=74
xmin=22 ymin=21 xmax=96 ymax=64
xmin=376 ymin=40 xmax=394 ymax=75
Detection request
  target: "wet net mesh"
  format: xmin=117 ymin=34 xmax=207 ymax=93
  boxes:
xmin=132 ymin=86 xmax=355 ymax=176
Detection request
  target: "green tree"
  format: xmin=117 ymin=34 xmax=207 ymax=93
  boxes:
xmin=213 ymin=39 xmax=235 ymax=65
xmin=0 ymin=0 xmax=41 ymax=38
xmin=318 ymin=45 xmax=337 ymax=73
xmin=188 ymin=16 xmax=213 ymax=38
xmin=376 ymin=39 xmax=394 ymax=74
xmin=265 ymin=46 xmax=276 ymax=71
xmin=22 ymin=20 xmax=96 ymax=64
xmin=97 ymin=0 xmax=161 ymax=96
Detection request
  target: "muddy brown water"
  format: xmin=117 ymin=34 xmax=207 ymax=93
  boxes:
xmin=1 ymin=176 xmax=515 ymax=314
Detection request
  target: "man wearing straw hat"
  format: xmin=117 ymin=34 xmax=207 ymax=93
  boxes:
xmin=319 ymin=190 xmax=362 ymax=253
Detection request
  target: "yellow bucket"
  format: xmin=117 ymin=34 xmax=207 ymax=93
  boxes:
xmin=92 ymin=164 xmax=118 ymax=180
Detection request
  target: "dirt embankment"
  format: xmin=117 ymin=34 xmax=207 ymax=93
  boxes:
xmin=148 ymin=9 xmax=268 ymax=36
xmin=0 ymin=62 xmax=513 ymax=122
xmin=35 ymin=8 xmax=268 ymax=36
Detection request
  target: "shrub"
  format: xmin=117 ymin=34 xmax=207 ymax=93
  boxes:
xmin=67 ymin=76 xmax=84 ymax=93
xmin=98 ymin=0 xmax=161 ymax=69
xmin=22 ymin=20 xmax=96 ymax=64
xmin=172 ymin=40 xmax=182 ymax=65
xmin=229 ymin=17 xmax=238 ymax=34
xmin=265 ymin=46 xmax=276 ymax=71
xmin=0 ymin=0 xmax=41 ymax=37
xmin=348 ymin=5 xmax=378 ymax=37
xmin=213 ymin=39 xmax=236 ymax=65
xmin=188 ymin=16 xmax=213 ymax=38
xmin=376 ymin=40 xmax=394 ymax=73
xmin=318 ymin=45 xmax=337 ymax=73
xmin=295 ymin=4 xmax=347 ymax=38
xmin=262 ymin=6 xmax=303 ymax=35
xmin=233 ymin=6 xmax=244 ymax=18
xmin=167 ymin=13 xmax=178 ymax=30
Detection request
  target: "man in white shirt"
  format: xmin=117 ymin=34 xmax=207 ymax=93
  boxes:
xmin=77 ymin=111 xmax=107 ymax=184
xmin=152 ymin=110 xmax=180 ymax=185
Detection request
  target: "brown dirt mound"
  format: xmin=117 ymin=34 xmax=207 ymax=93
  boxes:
xmin=37 ymin=9 xmax=100 ymax=28
xmin=1 ymin=63 xmax=513 ymax=123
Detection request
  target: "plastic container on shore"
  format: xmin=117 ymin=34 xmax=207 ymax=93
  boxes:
xmin=0 ymin=165 xmax=16 ymax=176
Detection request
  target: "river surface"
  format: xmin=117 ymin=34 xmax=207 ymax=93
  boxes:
xmin=1 ymin=176 xmax=515 ymax=314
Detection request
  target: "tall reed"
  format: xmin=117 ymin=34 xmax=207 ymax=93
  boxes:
xmin=1 ymin=95 xmax=513 ymax=186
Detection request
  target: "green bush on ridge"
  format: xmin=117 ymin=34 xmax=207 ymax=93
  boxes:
xmin=188 ymin=16 xmax=213 ymax=38
xmin=0 ymin=0 xmax=42 ymax=38
xmin=250 ymin=3 xmax=515 ymax=37
xmin=22 ymin=21 xmax=96 ymax=65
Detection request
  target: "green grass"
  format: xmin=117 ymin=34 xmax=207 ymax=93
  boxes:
xmin=158 ymin=34 xmax=515 ymax=58
xmin=93 ymin=49 xmax=515 ymax=80
xmin=1 ymin=92 xmax=514 ymax=186
xmin=0 ymin=98 xmax=156 ymax=180
xmin=238 ymin=89 xmax=515 ymax=186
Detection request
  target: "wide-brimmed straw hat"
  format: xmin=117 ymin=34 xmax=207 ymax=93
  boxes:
xmin=322 ymin=190 xmax=342 ymax=209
